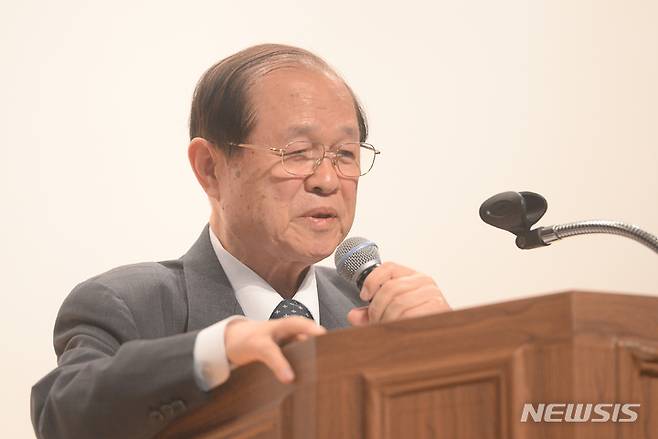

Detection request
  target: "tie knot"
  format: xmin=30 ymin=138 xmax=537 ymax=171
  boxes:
xmin=269 ymin=299 xmax=314 ymax=321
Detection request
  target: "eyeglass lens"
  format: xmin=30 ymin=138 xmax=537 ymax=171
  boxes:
xmin=282 ymin=141 xmax=376 ymax=177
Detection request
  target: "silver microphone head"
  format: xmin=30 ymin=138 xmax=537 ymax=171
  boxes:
xmin=334 ymin=237 xmax=381 ymax=284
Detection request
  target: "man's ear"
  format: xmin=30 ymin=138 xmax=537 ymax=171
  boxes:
xmin=188 ymin=137 xmax=225 ymax=201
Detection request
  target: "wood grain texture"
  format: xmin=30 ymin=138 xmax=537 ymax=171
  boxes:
xmin=159 ymin=290 xmax=658 ymax=439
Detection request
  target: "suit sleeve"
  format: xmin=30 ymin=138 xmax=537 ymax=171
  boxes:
xmin=30 ymin=280 xmax=212 ymax=439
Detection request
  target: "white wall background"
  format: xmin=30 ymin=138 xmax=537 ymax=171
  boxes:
xmin=2 ymin=0 xmax=657 ymax=436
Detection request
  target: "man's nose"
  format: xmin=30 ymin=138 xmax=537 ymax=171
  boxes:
xmin=305 ymin=157 xmax=339 ymax=194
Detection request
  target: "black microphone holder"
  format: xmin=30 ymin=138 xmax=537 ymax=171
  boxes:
xmin=479 ymin=191 xmax=658 ymax=254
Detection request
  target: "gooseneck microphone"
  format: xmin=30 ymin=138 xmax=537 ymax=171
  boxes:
xmin=334 ymin=237 xmax=381 ymax=289
xmin=479 ymin=191 xmax=658 ymax=254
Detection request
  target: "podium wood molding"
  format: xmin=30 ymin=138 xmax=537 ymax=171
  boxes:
xmin=159 ymin=290 xmax=658 ymax=439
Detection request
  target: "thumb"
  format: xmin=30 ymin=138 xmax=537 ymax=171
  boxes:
xmin=347 ymin=306 xmax=369 ymax=326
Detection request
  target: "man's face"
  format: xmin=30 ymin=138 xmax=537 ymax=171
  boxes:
xmin=215 ymin=67 xmax=360 ymax=266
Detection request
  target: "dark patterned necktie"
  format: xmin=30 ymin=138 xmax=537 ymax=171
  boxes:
xmin=269 ymin=299 xmax=314 ymax=321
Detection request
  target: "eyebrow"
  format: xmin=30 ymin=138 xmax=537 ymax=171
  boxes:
xmin=286 ymin=124 xmax=356 ymax=138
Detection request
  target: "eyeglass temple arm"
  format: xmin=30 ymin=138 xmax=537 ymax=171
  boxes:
xmin=228 ymin=143 xmax=284 ymax=154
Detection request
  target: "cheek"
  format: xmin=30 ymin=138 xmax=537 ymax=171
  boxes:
xmin=260 ymin=181 xmax=300 ymax=223
xmin=342 ymin=180 xmax=358 ymax=211
xmin=223 ymin=174 xmax=272 ymax=226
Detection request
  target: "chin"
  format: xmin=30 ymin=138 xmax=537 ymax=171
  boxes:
xmin=301 ymin=236 xmax=342 ymax=262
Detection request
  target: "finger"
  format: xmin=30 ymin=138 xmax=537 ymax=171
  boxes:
xmin=347 ymin=307 xmax=369 ymax=326
xmin=257 ymin=340 xmax=296 ymax=383
xmin=374 ymin=273 xmax=434 ymax=305
xmin=368 ymin=274 xmax=435 ymax=322
xmin=361 ymin=262 xmax=415 ymax=301
xmin=360 ymin=264 xmax=393 ymax=301
xmin=398 ymin=293 xmax=451 ymax=320
xmin=379 ymin=283 xmax=443 ymax=321
xmin=393 ymin=298 xmax=436 ymax=321
xmin=381 ymin=286 xmax=445 ymax=322
xmin=294 ymin=333 xmax=310 ymax=342
xmin=280 ymin=332 xmax=313 ymax=347
xmin=360 ymin=262 xmax=396 ymax=300
xmin=270 ymin=317 xmax=326 ymax=343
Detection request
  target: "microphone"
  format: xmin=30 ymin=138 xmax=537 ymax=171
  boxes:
xmin=334 ymin=237 xmax=381 ymax=290
xmin=479 ymin=191 xmax=658 ymax=253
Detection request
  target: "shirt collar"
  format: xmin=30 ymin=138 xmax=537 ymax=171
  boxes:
xmin=208 ymin=227 xmax=319 ymax=322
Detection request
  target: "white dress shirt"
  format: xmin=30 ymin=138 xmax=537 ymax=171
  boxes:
xmin=193 ymin=228 xmax=320 ymax=391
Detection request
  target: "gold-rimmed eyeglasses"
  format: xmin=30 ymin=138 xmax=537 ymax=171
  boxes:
xmin=226 ymin=140 xmax=381 ymax=177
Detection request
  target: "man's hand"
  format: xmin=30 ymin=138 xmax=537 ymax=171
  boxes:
xmin=347 ymin=262 xmax=451 ymax=326
xmin=224 ymin=317 xmax=325 ymax=383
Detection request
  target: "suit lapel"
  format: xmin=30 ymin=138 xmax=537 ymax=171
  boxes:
xmin=182 ymin=225 xmax=244 ymax=331
xmin=316 ymin=269 xmax=357 ymax=330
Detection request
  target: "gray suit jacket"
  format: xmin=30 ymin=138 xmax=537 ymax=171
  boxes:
xmin=31 ymin=225 xmax=364 ymax=439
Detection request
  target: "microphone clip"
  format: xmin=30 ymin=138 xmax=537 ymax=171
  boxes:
xmin=479 ymin=191 xmax=550 ymax=250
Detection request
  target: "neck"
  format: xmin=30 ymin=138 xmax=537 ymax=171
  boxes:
xmin=209 ymin=218 xmax=309 ymax=299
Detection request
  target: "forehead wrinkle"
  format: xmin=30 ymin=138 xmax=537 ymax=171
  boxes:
xmin=287 ymin=124 xmax=314 ymax=137
xmin=342 ymin=126 xmax=355 ymax=136
xmin=286 ymin=123 xmax=356 ymax=138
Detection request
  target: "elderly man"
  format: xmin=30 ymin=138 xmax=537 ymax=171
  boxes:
xmin=31 ymin=44 xmax=450 ymax=439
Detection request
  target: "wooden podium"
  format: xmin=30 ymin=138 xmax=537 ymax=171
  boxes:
xmin=160 ymin=291 xmax=658 ymax=438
